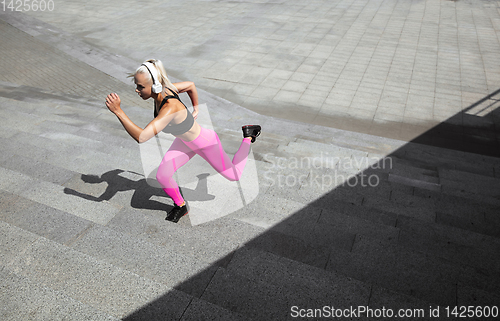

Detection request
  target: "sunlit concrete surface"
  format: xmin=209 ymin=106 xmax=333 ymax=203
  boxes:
xmin=16 ymin=0 xmax=500 ymax=141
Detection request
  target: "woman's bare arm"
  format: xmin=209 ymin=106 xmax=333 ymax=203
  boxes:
xmin=173 ymin=81 xmax=199 ymax=118
xmin=105 ymin=93 xmax=174 ymax=143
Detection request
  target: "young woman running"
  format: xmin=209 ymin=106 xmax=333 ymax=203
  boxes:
xmin=105 ymin=59 xmax=261 ymax=223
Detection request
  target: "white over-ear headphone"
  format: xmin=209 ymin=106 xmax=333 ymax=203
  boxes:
xmin=142 ymin=62 xmax=163 ymax=94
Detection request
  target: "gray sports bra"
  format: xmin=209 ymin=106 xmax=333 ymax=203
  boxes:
xmin=154 ymin=88 xmax=194 ymax=135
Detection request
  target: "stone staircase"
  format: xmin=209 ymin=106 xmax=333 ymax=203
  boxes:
xmin=1 ymin=81 xmax=500 ymax=320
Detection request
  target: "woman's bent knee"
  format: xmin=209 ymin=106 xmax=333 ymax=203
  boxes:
xmin=156 ymin=165 xmax=175 ymax=184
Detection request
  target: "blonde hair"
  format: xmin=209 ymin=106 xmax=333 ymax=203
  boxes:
xmin=132 ymin=59 xmax=178 ymax=93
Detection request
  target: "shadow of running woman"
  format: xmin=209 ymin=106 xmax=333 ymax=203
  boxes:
xmin=64 ymin=169 xmax=215 ymax=211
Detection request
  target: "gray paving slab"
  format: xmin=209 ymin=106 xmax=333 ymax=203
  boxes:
xmin=0 ymin=18 xmax=148 ymax=109
xmin=362 ymin=192 xmax=437 ymax=223
xmin=325 ymin=197 xmax=399 ymax=227
xmin=401 ymin=148 xmax=496 ymax=178
xmin=354 ymin=176 xmax=413 ymax=201
xmin=246 ymin=229 xmax=331 ymax=270
xmin=0 ymin=266 xmax=119 ymax=321
xmin=229 ymin=193 xmax=310 ymax=227
xmin=388 ymin=173 xmax=442 ymax=192
xmin=3 ymin=228 xmax=190 ymax=319
xmin=436 ymin=210 xmax=499 ymax=239
xmin=0 ymin=166 xmax=38 ymax=195
xmin=228 ymin=246 xmax=371 ymax=307
xmin=397 ymin=215 xmax=500 ymax=273
xmin=439 ymin=168 xmax=500 ymax=195
xmin=328 ymin=234 xmax=461 ymax=306
xmin=0 ymin=221 xmax=40 ymax=267
xmin=200 ymin=267 xmax=305 ymax=321
xmin=70 ymin=223 xmax=217 ymax=298
xmin=368 ymin=286 xmax=434 ymax=318
xmin=296 ymin=166 xmax=367 ymax=198
xmin=0 ymin=154 xmax=76 ymax=185
xmin=0 ymin=104 xmax=45 ymax=134
xmin=0 ymin=190 xmax=93 ymax=245
xmin=441 ymin=183 xmax=500 ymax=208
xmin=317 ymin=208 xmax=400 ymax=244
xmin=105 ymin=207 xmax=266 ymax=265
xmin=256 ymin=174 xmax=311 ymax=206
xmin=230 ymin=201 xmax=307 ymax=230
xmin=0 ymin=167 xmax=120 ymax=225
xmin=4 ymin=128 xmax=143 ymax=176
xmin=269 ymin=208 xmax=356 ymax=253
xmin=390 ymin=189 xmax=437 ymax=211
xmin=180 ymin=297 xmax=252 ymax=321
xmin=394 ymin=251 xmax=459 ymax=306
xmin=457 ymin=285 xmax=500 ymax=308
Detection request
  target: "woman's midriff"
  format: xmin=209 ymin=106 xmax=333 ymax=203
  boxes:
xmin=175 ymin=121 xmax=201 ymax=142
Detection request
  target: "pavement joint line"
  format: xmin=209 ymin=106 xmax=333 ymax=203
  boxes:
xmin=63 ymin=222 xmax=96 ymax=248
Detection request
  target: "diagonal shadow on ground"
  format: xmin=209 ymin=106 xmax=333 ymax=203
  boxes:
xmin=121 ymin=90 xmax=500 ymax=320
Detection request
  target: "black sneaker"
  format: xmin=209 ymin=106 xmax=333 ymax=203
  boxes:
xmin=165 ymin=203 xmax=189 ymax=223
xmin=242 ymin=125 xmax=261 ymax=143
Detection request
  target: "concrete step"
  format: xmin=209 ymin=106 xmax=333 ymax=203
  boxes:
xmin=0 ymin=124 xmax=143 ymax=176
xmin=201 ymin=239 xmax=500 ymax=318
xmin=229 ymin=192 xmax=400 ymax=249
xmin=0 ymin=221 xmax=192 ymax=320
xmin=105 ymin=205 xmax=266 ymax=261
xmin=326 ymin=232 xmax=500 ymax=307
xmin=0 ymin=81 xmax=106 ymax=109
xmin=213 ymin=246 xmax=438 ymax=319
xmin=0 ymin=166 xmax=120 ymax=225
xmin=439 ymin=168 xmax=500 ymax=198
xmin=6 ymin=181 xmax=473 ymax=319
xmin=177 ymin=298 xmax=252 ymax=321
xmin=383 ymin=158 xmax=441 ymax=192
xmin=434 ymin=194 xmax=500 ymax=238
xmin=300 ymin=124 xmax=407 ymax=155
xmin=291 ymin=136 xmax=497 ymax=189
xmin=1 ymin=81 xmax=406 ymax=180
xmin=397 ymin=215 xmax=500 ymax=277
xmin=0 ymin=266 xmax=120 ymax=321
xmin=397 ymin=141 xmax=500 ymax=178
xmin=69 ymin=218 xmax=240 ymax=298
xmin=200 ymin=267 xmax=296 ymax=321
xmin=199 ymin=246 xmax=371 ymax=321
xmin=0 ymin=197 xmax=254 ymax=320
xmin=0 ymin=92 xmax=144 ymax=147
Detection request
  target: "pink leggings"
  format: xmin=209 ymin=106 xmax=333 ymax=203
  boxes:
xmin=156 ymin=127 xmax=251 ymax=206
